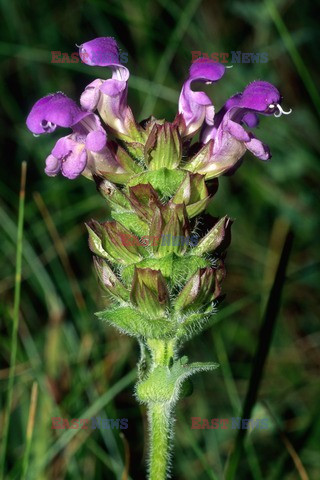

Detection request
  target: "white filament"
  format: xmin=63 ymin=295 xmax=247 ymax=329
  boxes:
xmin=269 ymin=103 xmax=292 ymax=117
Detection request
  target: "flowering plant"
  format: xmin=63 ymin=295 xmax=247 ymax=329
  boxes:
xmin=26 ymin=37 xmax=291 ymax=480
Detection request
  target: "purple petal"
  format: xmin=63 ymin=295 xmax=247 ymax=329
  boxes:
xmin=179 ymin=59 xmax=225 ymax=136
xmin=98 ymin=77 xmax=129 ymax=129
xmin=100 ymin=78 xmax=127 ymax=97
xmin=72 ymin=112 xmax=105 ymax=137
xmin=239 ymin=81 xmax=281 ymax=112
xmin=189 ymin=60 xmax=226 ymax=83
xmin=225 ymin=118 xmax=251 ymax=142
xmin=245 ymin=133 xmax=271 ymax=160
xmin=51 ymin=136 xmax=75 ymax=159
xmin=61 ymin=144 xmax=87 ymax=179
xmin=51 ymin=136 xmax=87 ymax=179
xmin=79 ymin=37 xmax=120 ymax=66
xmin=197 ymin=135 xmax=247 ymax=178
xmin=80 ymin=79 xmax=104 ymax=111
xmin=242 ymin=111 xmax=259 ymax=128
xmin=85 ymin=130 xmax=107 ymax=152
xmin=26 ymin=93 xmax=89 ymax=135
xmin=211 ymin=121 xmax=247 ymax=169
xmin=44 ymin=154 xmax=62 ymax=176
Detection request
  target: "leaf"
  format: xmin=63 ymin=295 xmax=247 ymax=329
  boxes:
xmin=136 ymin=358 xmax=219 ymax=404
xmin=96 ymin=307 xmax=175 ymax=339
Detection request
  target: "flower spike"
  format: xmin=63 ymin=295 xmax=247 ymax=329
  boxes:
xmin=26 ymin=36 xmax=293 ymax=480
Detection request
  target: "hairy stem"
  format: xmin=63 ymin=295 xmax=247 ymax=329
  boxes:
xmin=147 ymin=338 xmax=175 ymax=365
xmin=142 ymin=338 xmax=177 ymax=479
xmin=148 ymin=402 xmax=172 ymax=480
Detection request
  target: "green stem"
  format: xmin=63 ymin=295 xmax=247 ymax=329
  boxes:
xmin=148 ymin=402 xmax=172 ymax=480
xmin=147 ymin=338 xmax=175 ymax=365
xmin=142 ymin=338 xmax=176 ymax=479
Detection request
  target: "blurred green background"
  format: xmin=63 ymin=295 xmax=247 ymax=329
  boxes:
xmin=1 ymin=0 xmax=319 ymax=479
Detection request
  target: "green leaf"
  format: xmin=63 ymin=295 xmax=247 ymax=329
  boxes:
xmin=96 ymin=307 xmax=175 ymax=339
xmin=136 ymin=358 xmax=219 ymax=404
xmin=176 ymin=312 xmax=212 ymax=340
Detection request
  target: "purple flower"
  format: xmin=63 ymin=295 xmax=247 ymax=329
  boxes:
xmin=192 ymin=81 xmax=292 ymax=178
xmin=79 ymin=37 xmax=133 ymax=137
xmin=26 ymin=92 xmax=117 ymax=179
xmin=178 ymin=59 xmax=225 ymax=137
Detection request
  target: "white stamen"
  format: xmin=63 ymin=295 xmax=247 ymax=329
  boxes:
xmin=205 ymin=81 xmax=212 ymax=85
xmin=274 ymin=103 xmax=292 ymax=118
xmin=33 ymin=134 xmax=40 ymax=138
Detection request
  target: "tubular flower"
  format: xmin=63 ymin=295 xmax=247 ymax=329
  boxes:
xmin=186 ymin=81 xmax=292 ymax=178
xmin=177 ymin=59 xmax=225 ymax=137
xmin=79 ymin=37 xmax=142 ymax=141
xmin=26 ymin=92 xmax=123 ymax=179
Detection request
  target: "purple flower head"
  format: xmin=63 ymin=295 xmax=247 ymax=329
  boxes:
xmin=190 ymin=81 xmax=292 ymax=178
xmin=202 ymin=81 xmax=292 ymax=144
xmin=26 ymin=92 xmax=89 ymax=135
xmin=26 ymin=92 xmax=109 ymax=179
xmin=178 ymin=59 xmax=226 ymax=137
xmin=79 ymin=37 xmax=131 ymax=135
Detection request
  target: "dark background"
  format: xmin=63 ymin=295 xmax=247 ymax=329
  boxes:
xmin=1 ymin=0 xmax=319 ymax=479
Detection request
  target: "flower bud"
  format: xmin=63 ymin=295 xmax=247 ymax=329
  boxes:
xmin=131 ymin=268 xmax=169 ymax=317
xmin=174 ymin=266 xmax=224 ymax=313
xmin=193 ymin=216 xmax=232 ymax=255
xmin=144 ymin=122 xmax=181 ymax=170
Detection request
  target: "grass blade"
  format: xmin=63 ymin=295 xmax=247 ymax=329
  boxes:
xmin=225 ymin=228 xmax=294 ymax=480
xmin=21 ymin=382 xmax=39 ymax=480
xmin=0 ymin=161 xmax=27 ymax=479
